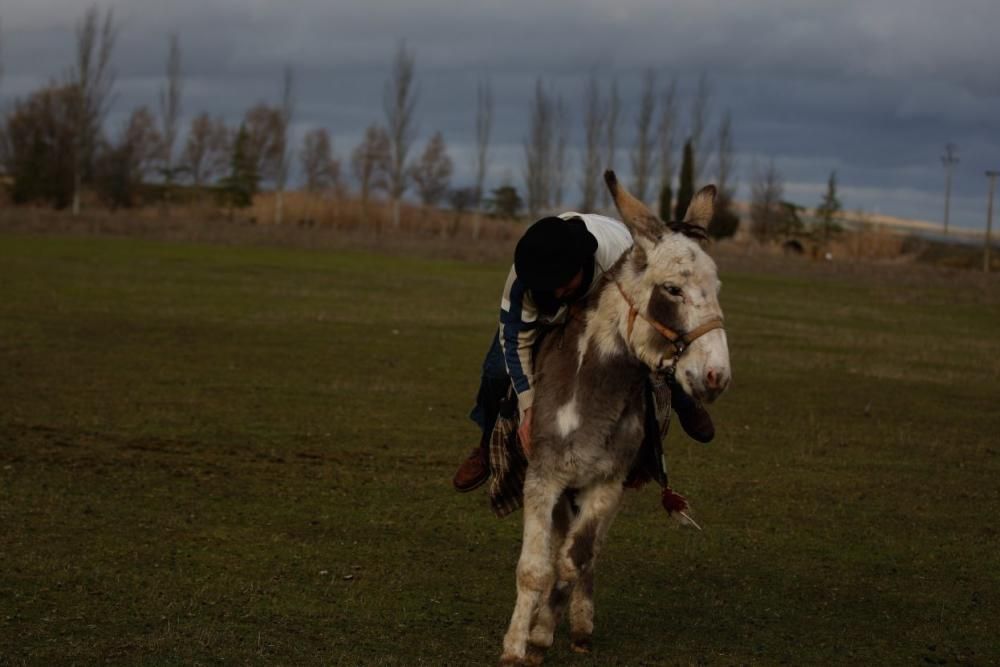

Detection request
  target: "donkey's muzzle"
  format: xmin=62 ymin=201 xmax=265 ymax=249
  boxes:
xmin=687 ymin=366 xmax=730 ymax=403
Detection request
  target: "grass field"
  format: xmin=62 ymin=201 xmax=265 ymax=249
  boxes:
xmin=1 ymin=232 xmax=999 ymax=665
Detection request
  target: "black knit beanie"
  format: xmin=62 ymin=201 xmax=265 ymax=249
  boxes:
xmin=514 ymin=216 xmax=598 ymax=290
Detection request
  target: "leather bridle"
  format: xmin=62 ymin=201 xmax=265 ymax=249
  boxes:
xmin=614 ymin=280 xmax=725 ymax=372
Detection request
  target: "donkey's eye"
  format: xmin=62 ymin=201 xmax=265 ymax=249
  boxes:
xmin=663 ymin=285 xmax=683 ymax=298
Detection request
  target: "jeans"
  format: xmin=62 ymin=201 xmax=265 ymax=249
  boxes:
xmin=468 ymin=332 xmax=511 ymax=442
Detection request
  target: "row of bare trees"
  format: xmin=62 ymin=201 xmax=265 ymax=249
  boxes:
xmin=0 ymin=5 xmax=343 ymax=218
xmin=346 ymin=42 xmax=499 ymax=235
xmin=2 ymin=9 xmax=738 ymax=234
xmin=527 ymin=70 xmax=733 ymax=228
xmin=1 ymin=18 xmax=475 ymax=231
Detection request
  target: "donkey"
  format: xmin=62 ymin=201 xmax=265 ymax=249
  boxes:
xmin=499 ymin=171 xmax=731 ymax=666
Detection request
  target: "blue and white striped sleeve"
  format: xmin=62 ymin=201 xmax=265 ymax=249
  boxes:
xmin=498 ymin=265 xmax=538 ymax=415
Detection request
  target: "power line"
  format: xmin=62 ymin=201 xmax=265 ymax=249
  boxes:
xmin=941 ymin=143 xmax=959 ymax=235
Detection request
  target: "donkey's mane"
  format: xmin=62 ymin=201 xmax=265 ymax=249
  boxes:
xmin=665 ymin=220 xmax=710 ymax=241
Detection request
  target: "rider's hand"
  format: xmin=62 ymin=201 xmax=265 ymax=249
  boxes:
xmin=518 ymin=407 xmax=533 ymax=458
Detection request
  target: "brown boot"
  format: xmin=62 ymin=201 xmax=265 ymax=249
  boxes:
xmin=671 ymin=389 xmax=715 ymax=443
xmin=452 ymin=446 xmax=489 ymax=492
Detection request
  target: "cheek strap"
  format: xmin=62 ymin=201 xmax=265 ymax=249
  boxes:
xmin=614 ymin=281 xmax=725 ymax=353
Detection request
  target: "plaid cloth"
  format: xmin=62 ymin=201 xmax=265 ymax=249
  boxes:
xmin=487 ymin=389 xmax=528 ymax=518
xmin=487 ymin=377 xmax=673 ymax=518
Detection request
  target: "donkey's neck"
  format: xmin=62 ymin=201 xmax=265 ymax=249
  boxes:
xmin=532 ymin=261 xmax=650 ymax=481
xmin=573 ymin=260 xmax=638 ymax=370
xmin=542 ymin=270 xmax=644 ymax=416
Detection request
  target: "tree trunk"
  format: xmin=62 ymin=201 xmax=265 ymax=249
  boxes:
xmin=275 ymin=188 xmax=284 ymax=225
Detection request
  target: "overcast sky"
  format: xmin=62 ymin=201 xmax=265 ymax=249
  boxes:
xmin=3 ymin=0 xmax=999 ymax=230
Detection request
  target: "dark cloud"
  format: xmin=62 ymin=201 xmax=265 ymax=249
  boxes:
xmin=2 ymin=0 xmax=999 ymax=230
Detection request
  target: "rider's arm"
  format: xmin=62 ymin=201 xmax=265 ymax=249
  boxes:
xmin=497 ymin=266 xmax=538 ymax=419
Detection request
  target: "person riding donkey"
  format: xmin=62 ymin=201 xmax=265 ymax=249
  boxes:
xmin=453 ymin=210 xmax=715 ymax=492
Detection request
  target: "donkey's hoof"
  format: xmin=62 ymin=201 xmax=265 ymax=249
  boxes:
xmin=570 ymin=637 xmax=593 ymax=654
xmin=498 ymin=649 xmax=543 ymax=667
xmin=524 ymin=644 xmax=546 ymax=665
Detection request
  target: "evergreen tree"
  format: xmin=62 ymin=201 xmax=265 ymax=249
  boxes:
xmin=486 ymin=185 xmax=523 ymax=219
xmin=658 ymin=183 xmax=673 ymax=221
xmin=815 ymin=170 xmax=843 ymax=241
xmin=707 ymin=205 xmax=740 ymax=239
xmin=220 ymin=124 xmax=257 ymax=209
xmin=674 ymin=139 xmax=694 ymax=220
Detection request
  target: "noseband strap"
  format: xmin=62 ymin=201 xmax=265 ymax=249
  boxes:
xmin=614 ymin=281 xmax=724 ymax=357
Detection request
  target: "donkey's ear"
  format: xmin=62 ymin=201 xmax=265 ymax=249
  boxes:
xmin=682 ymin=184 xmax=717 ymax=228
xmin=604 ymin=170 xmax=661 ymax=243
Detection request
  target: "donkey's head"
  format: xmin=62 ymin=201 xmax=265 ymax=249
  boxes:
xmin=604 ymin=170 xmax=731 ymax=403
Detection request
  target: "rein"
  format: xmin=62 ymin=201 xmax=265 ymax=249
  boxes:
xmin=614 ymin=280 xmax=724 ymax=370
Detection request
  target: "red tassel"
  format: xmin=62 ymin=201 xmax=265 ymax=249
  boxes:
xmin=661 ymin=487 xmax=689 ymax=515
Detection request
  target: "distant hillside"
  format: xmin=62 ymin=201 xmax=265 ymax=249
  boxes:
xmin=730 ymin=200 xmax=985 ymax=242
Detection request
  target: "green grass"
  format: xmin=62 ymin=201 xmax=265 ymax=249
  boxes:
xmin=1 ymin=233 xmax=998 ymax=665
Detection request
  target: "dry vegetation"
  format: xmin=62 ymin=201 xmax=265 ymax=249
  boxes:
xmin=0 ymin=192 xmax=526 ymax=263
xmin=1 ymin=189 xmax=996 ymax=274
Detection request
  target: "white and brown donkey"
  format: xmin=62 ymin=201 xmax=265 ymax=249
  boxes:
xmin=499 ymin=171 xmax=731 ymax=665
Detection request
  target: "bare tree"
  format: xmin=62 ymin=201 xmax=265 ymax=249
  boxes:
xmin=0 ymin=21 xmax=6 ymax=186
xmin=350 ymin=124 xmax=390 ymax=231
xmin=119 ymin=105 xmax=164 ymax=180
xmin=300 ymin=127 xmax=339 ymax=193
xmin=0 ymin=19 xmax=5 ymax=178
xmin=95 ymin=105 xmax=164 ymax=208
xmin=0 ymin=18 xmax=5 ymax=98
xmin=716 ymin=109 xmax=735 ymax=205
xmin=410 ymin=131 xmax=453 ymax=235
xmin=552 ymin=96 xmax=569 ymax=208
xmin=182 ymin=112 xmax=229 ymax=186
xmin=600 ymin=77 xmax=621 ymax=208
xmin=158 ymin=32 xmax=182 ymax=197
xmin=941 ymin=143 xmax=958 ymax=234
xmin=273 ymin=66 xmax=295 ymax=224
xmin=383 ymin=41 xmax=418 ymax=230
xmin=242 ymin=103 xmax=282 ymax=185
xmin=689 ymin=73 xmax=712 ymax=185
xmin=579 ymin=72 xmax=605 ymax=212
xmin=472 ymin=78 xmax=493 ymax=239
xmin=630 ymin=70 xmax=658 ymax=203
xmin=70 ymin=5 xmax=118 ymax=216
xmin=523 ymin=78 xmax=554 ymax=217
xmin=750 ymin=159 xmax=783 ymax=241
xmin=656 ymin=77 xmax=678 ymax=209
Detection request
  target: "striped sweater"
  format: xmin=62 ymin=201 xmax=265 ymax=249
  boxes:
xmin=498 ymin=213 xmax=633 ymax=416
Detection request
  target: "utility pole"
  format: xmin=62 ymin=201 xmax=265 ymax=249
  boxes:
xmin=942 ymin=144 xmax=959 ymax=235
xmin=986 ymin=170 xmax=998 ymax=274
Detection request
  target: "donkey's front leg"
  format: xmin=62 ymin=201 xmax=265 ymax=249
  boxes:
xmin=500 ymin=473 xmax=562 ymax=666
xmin=527 ymin=493 xmax=574 ymax=652
xmin=557 ymin=481 xmax=624 ymax=654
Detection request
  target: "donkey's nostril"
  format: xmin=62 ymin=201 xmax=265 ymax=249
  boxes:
xmin=706 ymin=368 xmax=718 ymax=389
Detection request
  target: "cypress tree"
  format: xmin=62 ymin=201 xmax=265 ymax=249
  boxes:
xmin=674 ymin=139 xmax=694 ymax=220
xmin=221 ymin=124 xmax=258 ymax=209
xmin=658 ymin=183 xmax=673 ymax=221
